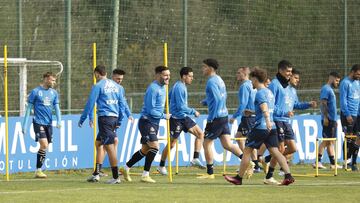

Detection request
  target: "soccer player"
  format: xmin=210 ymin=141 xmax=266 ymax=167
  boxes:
xmin=224 ymin=68 xmax=294 ymax=186
xmin=229 ymin=66 xmax=260 ymax=172
xmin=120 ymin=66 xmax=171 ymax=183
xmin=78 ymin=65 xmax=125 ymax=184
xmin=340 ymin=64 xmax=360 ymax=171
xmin=197 ymin=58 xmax=243 ymax=179
xmin=265 ymin=60 xmax=296 ymax=183
xmin=22 ymin=72 xmax=61 ymax=178
xmin=313 ymin=72 xmax=341 ymax=169
xmin=89 ymin=68 xmax=134 ymax=177
xmin=157 ymin=67 xmax=205 ymax=175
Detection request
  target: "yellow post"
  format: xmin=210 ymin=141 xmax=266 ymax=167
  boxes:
xmin=175 ymin=141 xmax=179 ymax=174
xmin=315 ymin=138 xmax=319 ymax=177
xmin=4 ymin=45 xmax=9 ymax=181
xmin=344 ymin=135 xmax=347 ymax=170
xmin=92 ymin=43 xmax=97 ymax=170
xmin=164 ymin=43 xmax=173 ymax=182
xmin=223 ymin=149 xmax=227 ymax=175
xmin=335 ymin=138 xmax=338 ymax=176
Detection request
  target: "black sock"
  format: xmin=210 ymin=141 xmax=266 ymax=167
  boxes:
xmin=144 ymin=148 xmax=158 ymax=172
xmin=193 ymin=151 xmax=200 ymax=159
xmin=126 ymin=150 xmax=145 ymax=168
xmin=93 ymin=163 xmax=100 ymax=175
xmin=36 ymin=149 xmax=46 ymax=169
xmin=159 ymin=160 xmax=166 ymax=167
xmin=352 ymin=146 xmax=359 ymax=165
xmin=111 ymin=166 xmax=119 ymax=179
xmin=318 ymin=154 xmax=323 ymax=163
xmin=266 ymin=167 xmax=275 ymax=179
xmin=265 ymin=155 xmax=272 ymax=163
xmin=253 ymin=160 xmax=260 ymax=169
xmin=329 ymin=155 xmax=335 ymax=165
xmin=98 ymin=163 xmax=103 ymax=172
xmin=285 ymin=173 xmax=293 ymax=179
xmin=239 ymin=154 xmax=243 ymax=160
xmin=235 ymin=174 xmax=242 ymax=181
xmin=207 ymin=164 xmax=214 ymax=175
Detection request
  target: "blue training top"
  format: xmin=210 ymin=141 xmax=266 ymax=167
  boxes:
xmin=268 ymin=78 xmax=292 ymax=122
xmin=320 ymin=84 xmax=337 ymax=121
xmin=27 ymin=86 xmax=60 ymax=125
xmin=169 ymin=80 xmax=196 ymax=119
xmin=339 ymin=76 xmax=360 ymax=117
xmin=202 ymin=75 xmax=228 ymax=122
xmin=79 ymin=78 xmax=124 ymax=125
xmin=288 ymin=85 xmax=311 ymax=112
xmin=232 ymin=80 xmax=256 ymax=119
xmin=140 ymin=80 xmax=166 ymax=124
xmin=254 ymin=87 xmax=276 ymax=130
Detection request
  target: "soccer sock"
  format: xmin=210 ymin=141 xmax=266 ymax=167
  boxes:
xmin=239 ymin=154 xmax=243 ymax=160
xmin=329 ymin=155 xmax=335 ymax=165
xmin=93 ymin=163 xmax=100 ymax=175
xmin=111 ymin=166 xmax=119 ymax=179
xmin=266 ymin=167 xmax=275 ymax=179
xmin=265 ymin=155 xmax=272 ymax=163
xmin=126 ymin=150 xmax=145 ymax=168
xmin=207 ymin=164 xmax=214 ymax=175
xmin=144 ymin=148 xmax=158 ymax=172
xmin=318 ymin=154 xmax=323 ymax=163
xmin=159 ymin=160 xmax=166 ymax=167
xmin=36 ymin=149 xmax=46 ymax=169
xmin=352 ymin=145 xmax=359 ymax=165
xmin=235 ymin=174 xmax=243 ymax=181
xmin=253 ymin=160 xmax=260 ymax=169
xmin=285 ymin=173 xmax=293 ymax=179
xmin=98 ymin=163 xmax=103 ymax=172
xmin=193 ymin=151 xmax=200 ymax=159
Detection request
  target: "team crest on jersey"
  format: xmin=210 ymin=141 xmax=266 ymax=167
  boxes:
xmin=38 ymin=91 xmax=43 ymax=97
xmin=43 ymin=96 xmax=51 ymax=106
xmin=150 ymin=127 xmax=155 ymax=133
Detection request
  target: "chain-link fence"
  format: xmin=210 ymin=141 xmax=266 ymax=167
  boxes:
xmin=1 ymin=0 xmax=360 ymax=116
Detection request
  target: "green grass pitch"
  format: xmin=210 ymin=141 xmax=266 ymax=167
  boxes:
xmin=1 ymin=165 xmax=359 ymax=203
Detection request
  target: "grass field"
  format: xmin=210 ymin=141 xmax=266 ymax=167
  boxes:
xmin=1 ymin=165 xmax=359 ymax=203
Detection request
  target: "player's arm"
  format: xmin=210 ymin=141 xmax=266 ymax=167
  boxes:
xmin=149 ymin=87 xmax=168 ymax=119
xmin=207 ymin=82 xmax=221 ymax=121
xmin=22 ymin=103 xmax=33 ymax=134
xmin=232 ymin=85 xmax=249 ymax=122
xmin=339 ymin=82 xmax=350 ymax=117
xmin=176 ymin=87 xmax=196 ymax=116
xmin=268 ymin=83 xmax=286 ymax=117
xmin=78 ymin=85 xmax=100 ymax=127
xmin=260 ymin=102 xmax=272 ymax=131
xmin=320 ymin=99 xmax=329 ymax=126
xmin=53 ymin=92 xmax=61 ymax=128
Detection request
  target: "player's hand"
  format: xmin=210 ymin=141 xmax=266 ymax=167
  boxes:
xmin=165 ymin=114 xmax=171 ymax=120
xmin=323 ymin=117 xmax=329 ymax=127
xmin=89 ymin=120 xmax=94 ymax=128
xmin=56 ymin=123 xmax=61 ymax=129
xmin=346 ymin=116 xmax=353 ymax=124
xmin=288 ymin=111 xmax=294 ymax=118
xmin=195 ymin=111 xmax=200 ymax=117
xmin=229 ymin=118 xmax=236 ymax=124
xmin=128 ymin=116 xmax=134 ymax=123
xmin=309 ymin=101 xmax=317 ymax=108
xmin=266 ymin=120 xmax=272 ymax=132
xmin=244 ymin=109 xmax=255 ymax=116
xmin=78 ymin=120 xmax=83 ymax=128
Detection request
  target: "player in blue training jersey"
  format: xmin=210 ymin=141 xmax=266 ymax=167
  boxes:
xmin=340 ymin=64 xmax=360 ymax=171
xmin=120 ymin=66 xmax=171 ymax=183
xmin=229 ymin=66 xmax=260 ymax=174
xmin=90 ymin=68 xmax=134 ymax=177
xmin=22 ymin=72 xmax=61 ymax=178
xmin=78 ymin=65 xmax=125 ymax=184
xmin=197 ymin=58 xmax=243 ymax=179
xmin=224 ymin=68 xmax=294 ymax=186
xmin=313 ymin=72 xmax=341 ymax=170
xmin=157 ymin=67 xmax=205 ymax=175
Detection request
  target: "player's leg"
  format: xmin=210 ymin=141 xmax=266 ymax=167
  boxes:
xmin=141 ymin=140 xmax=159 ymax=183
xmin=235 ymin=131 xmax=245 ymax=155
xmin=158 ymin=137 xmax=177 ymax=175
xmin=224 ymin=147 xmax=253 ymax=185
xmin=104 ymin=143 xmax=120 ymax=184
xmin=188 ymin=124 xmax=206 ymax=168
xmin=34 ymin=123 xmax=51 ymax=178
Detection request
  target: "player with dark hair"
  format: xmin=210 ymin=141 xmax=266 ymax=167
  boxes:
xmin=224 ymin=68 xmax=294 ymax=185
xmin=197 ymin=58 xmax=243 ymax=179
xmin=340 ymin=64 xmax=360 ymax=171
xmin=120 ymin=66 xmax=171 ymax=183
xmin=78 ymin=65 xmax=125 ymax=184
xmin=22 ymin=72 xmax=61 ymax=178
xmin=157 ymin=66 xmax=205 ymax=175
xmin=313 ymin=72 xmax=341 ymax=169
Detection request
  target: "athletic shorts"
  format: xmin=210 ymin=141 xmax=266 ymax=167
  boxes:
xmin=236 ymin=116 xmax=255 ymax=137
xmin=170 ymin=117 xmax=197 ymax=139
xmin=321 ymin=120 xmax=337 ymax=138
xmin=245 ymin=128 xmax=278 ymax=149
xmin=33 ymin=122 xmax=53 ymax=143
xmin=138 ymin=116 xmax=159 ymax=144
xmin=275 ymin=121 xmax=295 ymax=142
xmin=204 ymin=116 xmax=230 ymax=140
xmin=340 ymin=113 xmax=357 ymax=135
xmin=97 ymin=116 xmax=118 ymax=145
xmin=356 ymin=116 xmax=360 ymax=137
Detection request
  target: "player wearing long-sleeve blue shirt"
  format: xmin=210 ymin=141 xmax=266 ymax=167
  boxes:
xmin=198 ymin=59 xmax=242 ymax=179
xmin=122 ymin=66 xmax=171 ymax=183
xmin=21 ymin=72 xmax=61 ymax=178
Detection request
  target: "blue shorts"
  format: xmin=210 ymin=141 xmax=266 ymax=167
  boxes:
xmin=33 ymin=122 xmax=53 ymax=143
xmin=340 ymin=113 xmax=357 ymax=135
xmin=97 ymin=116 xmax=118 ymax=145
xmin=245 ymin=128 xmax=278 ymax=149
xmin=322 ymin=120 xmax=337 ymax=138
xmin=275 ymin=121 xmax=294 ymax=142
xmin=138 ymin=117 xmax=159 ymax=144
xmin=204 ymin=117 xmax=230 ymax=140
xmin=236 ymin=116 xmax=255 ymax=137
xmin=170 ymin=117 xmax=197 ymax=139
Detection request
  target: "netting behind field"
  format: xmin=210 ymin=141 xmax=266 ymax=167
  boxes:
xmin=1 ymin=0 xmax=360 ymax=114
